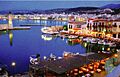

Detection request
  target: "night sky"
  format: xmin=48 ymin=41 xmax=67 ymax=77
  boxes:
xmin=0 ymin=1 xmax=120 ymax=11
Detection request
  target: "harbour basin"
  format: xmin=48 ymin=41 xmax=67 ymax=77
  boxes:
xmin=0 ymin=19 xmax=86 ymax=74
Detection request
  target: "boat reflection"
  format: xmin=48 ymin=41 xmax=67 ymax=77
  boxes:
xmin=41 ymin=34 xmax=54 ymax=41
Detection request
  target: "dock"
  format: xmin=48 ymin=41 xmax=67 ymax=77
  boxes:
xmin=0 ymin=24 xmax=31 ymax=31
xmin=0 ymin=27 xmax=31 ymax=31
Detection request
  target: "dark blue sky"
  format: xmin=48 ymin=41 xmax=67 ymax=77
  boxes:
xmin=0 ymin=1 xmax=120 ymax=11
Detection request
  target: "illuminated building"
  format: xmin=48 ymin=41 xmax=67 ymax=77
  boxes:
xmin=87 ymin=18 xmax=120 ymax=38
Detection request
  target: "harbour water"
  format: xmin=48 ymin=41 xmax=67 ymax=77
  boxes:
xmin=0 ymin=19 xmax=86 ymax=74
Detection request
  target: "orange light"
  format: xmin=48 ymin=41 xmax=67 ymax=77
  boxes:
xmin=100 ymin=61 xmax=105 ymax=64
xmin=88 ymin=66 xmax=93 ymax=69
xmin=79 ymin=70 xmax=83 ymax=73
xmin=105 ymin=58 xmax=109 ymax=60
xmin=107 ymin=48 xmax=110 ymax=51
xmin=64 ymin=53 xmax=68 ymax=57
xmin=114 ymin=54 xmax=118 ymax=58
xmin=86 ymin=69 xmax=89 ymax=72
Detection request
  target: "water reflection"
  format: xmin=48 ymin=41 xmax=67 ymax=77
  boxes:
xmin=0 ymin=30 xmax=13 ymax=46
xmin=8 ymin=31 xmax=13 ymax=46
xmin=41 ymin=34 xmax=53 ymax=41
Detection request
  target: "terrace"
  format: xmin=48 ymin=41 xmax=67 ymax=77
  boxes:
xmin=29 ymin=53 xmax=113 ymax=77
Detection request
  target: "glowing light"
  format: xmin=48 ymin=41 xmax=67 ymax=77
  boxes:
xmin=107 ymin=48 xmax=110 ymax=51
xmin=74 ymin=73 xmax=78 ymax=75
xmin=43 ymin=56 xmax=47 ymax=60
xmin=90 ymin=71 xmax=94 ymax=74
xmin=9 ymin=32 xmax=13 ymax=39
xmin=64 ymin=53 xmax=68 ymax=57
xmin=97 ymin=69 xmax=101 ymax=72
xmin=84 ymin=43 xmax=87 ymax=47
xmin=114 ymin=54 xmax=118 ymax=58
xmin=79 ymin=70 xmax=83 ymax=73
xmin=11 ymin=62 xmax=16 ymax=67
xmin=0 ymin=68 xmax=2 ymax=71
xmin=74 ymin=69 xmax=78 ymax=72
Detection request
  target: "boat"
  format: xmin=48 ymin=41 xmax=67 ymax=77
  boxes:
xmin=68 ymin=35 xmax=78 ymax=39
xmin=30 ymin=55 xmax=39 ymax=65
xmin=41 ymin=27 xmax=59 ymax=34
xmin=41 ymin=34 xmax=53 ymax=41
xmin=49 ymin=53 xmax=56 ymax=60
xmin=90 ymin=38 xmax=97 ymax=44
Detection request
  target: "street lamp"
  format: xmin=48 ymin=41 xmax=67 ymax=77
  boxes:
xmin=11 ymin=62 xmax=16 ymax=67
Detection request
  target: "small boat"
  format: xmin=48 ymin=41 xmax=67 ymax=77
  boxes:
xmin=41 ymin=27 xmax=59 ymax=34
xmin=41 ymin=34 xmax=53 ymax=41
xmin=30 ymin=55 xmax=39 ymax=65
xmin=49 ymin=53 xmax=56 ymax=61
xmin=68 ymin=35 xmax=78 ymax=39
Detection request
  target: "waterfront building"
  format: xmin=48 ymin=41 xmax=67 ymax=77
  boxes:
xmin=112 ymin=20 xmax=120 ymax=38
xmin=67 ymin=21 xmax=86 ymax=34
xmin=87 ymin=18 xmax=120 ymax=38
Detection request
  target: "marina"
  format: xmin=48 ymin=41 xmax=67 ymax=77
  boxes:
xmin=0 ymin=1 xmax=120 ymax=77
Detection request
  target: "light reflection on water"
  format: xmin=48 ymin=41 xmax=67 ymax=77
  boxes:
xmin=0 ymin=19 xmax=86 ymax=74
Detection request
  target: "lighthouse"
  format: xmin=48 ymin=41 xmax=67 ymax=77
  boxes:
xmin=8 ymin=12 xmax=13 ymax=28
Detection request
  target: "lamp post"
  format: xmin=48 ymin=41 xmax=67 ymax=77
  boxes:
xmin=11 ymin=62 xmax=16 ymax=75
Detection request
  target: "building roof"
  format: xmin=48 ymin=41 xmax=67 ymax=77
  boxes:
xmin=88 ymin=18 xmax=120 ymax=22
xmin=32 ymin=53 xmax=113 ymax=74
xmin=42 ymin=55 xmax=89 ymax=74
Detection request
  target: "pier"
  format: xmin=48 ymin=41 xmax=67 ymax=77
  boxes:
xmin=0 ymin=24 xmax=30 ymax=31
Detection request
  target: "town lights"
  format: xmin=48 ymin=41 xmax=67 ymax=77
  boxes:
xmin=74 ymin=73 xmax=78 ymax=76
xmin=96 ymin=69 xmax=102 ymax=73
xmin=90 ymin=71 xmax=94 ymax=74
xmin=74 ymin=68 xmax=78 ymax=72
xmin=79 ymin=70 xmax=83 ymax=73
xmin=107 ymin=48 xmax=110 ymax=51
xmin=64 ymin=53 xmax=68 ymax=57
xmin=114 ymin=54 xmax=118 ymax=58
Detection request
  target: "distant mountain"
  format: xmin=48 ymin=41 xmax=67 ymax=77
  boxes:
xmin=67 ymin=7 xmax=99 ymax=11
xmin=0 ymin=4 xmax=120 ymax=14
xmin=44 ymin=8 xmax=67 ymax=14
xmin=101 ymin=4 xmax=120 ymax=9
xmin=65 ymin=7 xmax=99 ymax=13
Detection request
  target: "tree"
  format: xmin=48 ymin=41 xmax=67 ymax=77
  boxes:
xmin=63 ymin=25 xmax=68 ymax=31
